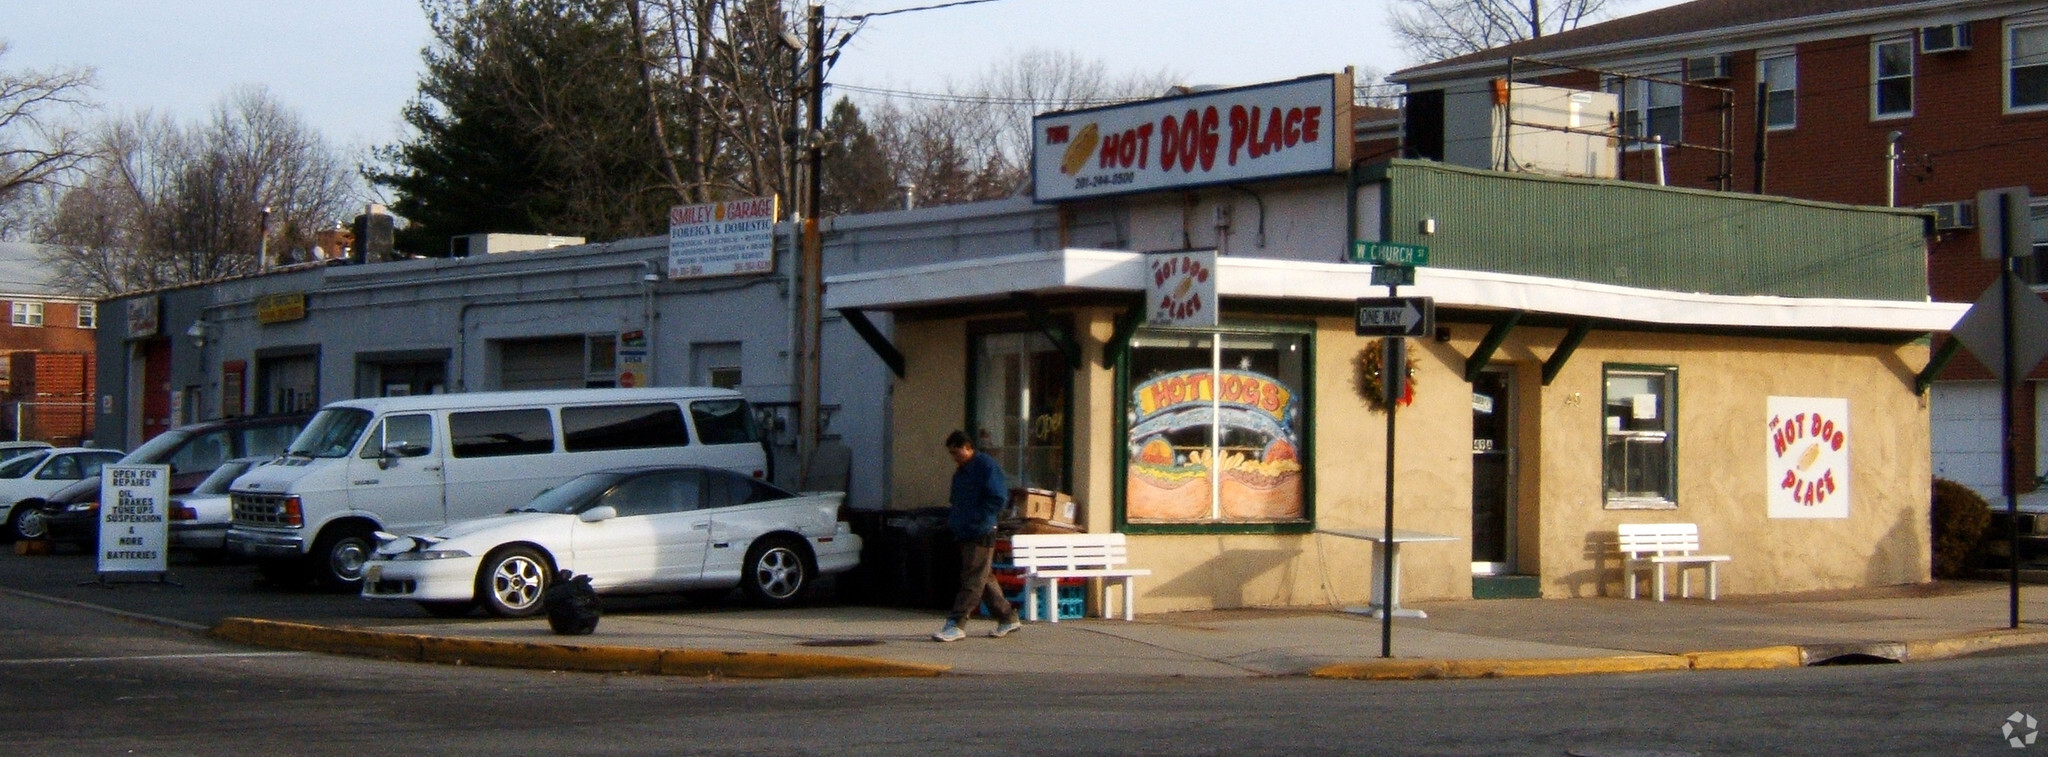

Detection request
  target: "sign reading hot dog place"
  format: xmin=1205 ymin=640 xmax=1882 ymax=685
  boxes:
xmin=1032 ymin=74 xmax=1352 ymax=202
xmin=1147 ymin=250 xmax=1217 ymax=327
xmin=1765 ymin=396 xmax=1851 ymax=519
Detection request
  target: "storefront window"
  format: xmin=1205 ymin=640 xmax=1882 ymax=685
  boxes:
xmin=971 ymin=331 xmax=1068 ymax=494
xmin=1124 ymin=328 xmax=1308 ymax=525
xmin=1603 ymin=365 xmax=1677 ymax=508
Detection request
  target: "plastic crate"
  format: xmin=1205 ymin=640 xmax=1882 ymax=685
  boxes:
xmin=988 ymin=582 xmax=1084 ymax=620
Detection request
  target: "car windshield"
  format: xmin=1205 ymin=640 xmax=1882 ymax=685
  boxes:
xmin=0 ymin=451 xmax=48 ymax=478
xmin=121 ymin=429 xmax=193 ymax=464
xmin=192 ymin=460 xmax=256 ymax=495
xmin=287 ymin=408 xmax=374 ymax=458
xmin=513 ymin=471 xmax=631 ymax=514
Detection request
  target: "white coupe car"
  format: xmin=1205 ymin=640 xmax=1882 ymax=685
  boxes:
xmin=0 ymin=447 xmax=126 ymax=541
xmin=362 ymin=465 xmax=862 ymax=618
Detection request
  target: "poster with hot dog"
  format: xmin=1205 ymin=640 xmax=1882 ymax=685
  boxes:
xmin=1127 ymin=368 xmax=1304 ymax=522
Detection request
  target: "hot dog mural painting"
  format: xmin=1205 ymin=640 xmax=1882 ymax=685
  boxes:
xmin=1127 ymin=368 xmax=1304 ymax=521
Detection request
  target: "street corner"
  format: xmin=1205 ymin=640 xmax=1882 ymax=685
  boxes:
xmin=1309 ymin=654 xmax=1692 ymax=681
xmin=210 ymin=617 xmax=950 ymax=679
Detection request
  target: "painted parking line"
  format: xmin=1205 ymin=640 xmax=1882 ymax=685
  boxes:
xmin=0 ymin=651 xmax=304 ymax=665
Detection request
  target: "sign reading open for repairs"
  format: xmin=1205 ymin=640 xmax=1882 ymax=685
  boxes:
xmin=98 ymin=464 xmax=170 ymax=575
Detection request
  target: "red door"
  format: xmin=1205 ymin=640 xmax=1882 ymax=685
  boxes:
xmin=140 ymin=339 xmax=172 ymax=442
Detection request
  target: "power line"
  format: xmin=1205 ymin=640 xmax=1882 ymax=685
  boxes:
xmin=836 ymin=0 xmax=1005 ymax=21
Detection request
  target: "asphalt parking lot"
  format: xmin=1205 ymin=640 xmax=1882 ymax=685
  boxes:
xmin=0 ymin=543 xmax=776 ymax=629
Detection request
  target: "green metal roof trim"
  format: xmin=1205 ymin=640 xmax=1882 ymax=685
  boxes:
xmin=1363 ymin=159 xmax=1928 ymax=301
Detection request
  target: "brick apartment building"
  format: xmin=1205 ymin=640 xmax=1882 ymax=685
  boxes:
xmin=1389 ymin=0 xmax=2048 ymax=500
xmin=0 ymin=244 xmax=100 ymax=444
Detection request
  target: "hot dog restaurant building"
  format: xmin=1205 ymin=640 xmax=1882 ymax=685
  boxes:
xmin=827 ymin=74 xmax=1966 ymax=613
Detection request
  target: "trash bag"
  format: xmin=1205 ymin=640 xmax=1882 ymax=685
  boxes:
xmin=543 ymin=570 xmax=601 ymax=635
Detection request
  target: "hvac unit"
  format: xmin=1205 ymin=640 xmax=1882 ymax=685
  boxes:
xmin=1440 ymin=83 xmax=1620 ymax=179
xmin=1924 ymin=200 xmax=1976 ymax=230
xmin=1921 ymin=23 xmax=1972 ymax=53
xmin=1685 ymin=54 xmax=1733 ymax=82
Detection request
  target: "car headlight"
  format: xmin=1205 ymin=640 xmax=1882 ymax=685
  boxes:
xmin=65 ymin=502 xmax=98 ymax=513
xmin=386 ymin=549 xmax=472 ymax=561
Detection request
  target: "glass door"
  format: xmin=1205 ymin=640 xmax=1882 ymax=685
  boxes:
xmin=972 ymin=331 xmax=1067 ymax=494
xmin=1471 ymin=369 xmax=1514 ymax=574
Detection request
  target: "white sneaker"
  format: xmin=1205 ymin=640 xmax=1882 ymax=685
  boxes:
xmin=931 ymin=621 xmax=966 ymax=642
xmin=988 ymin=619 xmax=1023 ymax=638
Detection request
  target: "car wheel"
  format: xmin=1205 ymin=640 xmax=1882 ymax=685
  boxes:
xmin=419 ymin=600 xmax=477 ymax=619
xmin=312 ymin=524 xmax=376 ymax=592
xmin=7 ymin=505 xmax=46 ymax=542
xmin=477 ymin=546 xmax=551 ymax=618
xmin=741 ymin=536 xmax=812 ymax=608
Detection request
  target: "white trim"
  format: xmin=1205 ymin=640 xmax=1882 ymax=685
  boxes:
xmin=1759 ymin=48 xmax=1799 ymax=131
xmin=2007 ymin=17 xmax=2048 ymax=114
xmin=825 ymin=249 xmax=1967 ymax=333
xmin=1872 ymin=34 xmax=1917 ymax=121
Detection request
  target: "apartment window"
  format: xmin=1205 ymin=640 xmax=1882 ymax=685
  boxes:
xmin=2011 ymin=20 xmax=2048 ymax=111
xmin=2029 ymin=199 xmax=2048 ymax=286
xmin=1603 ymin=365 xmax=1677 ymax=508
xmin=1608 ymin=69 xmax=1683 ymax=149
xmin=76 ymin=302 xmax=96 ymax=329
xmin=1760 ymin=51 xmax=1797 ymax=129
xmin=10 ymin=301 xmax=43 ymax=327
xmin=1874 ymin=36 xmax=1914 ymax=118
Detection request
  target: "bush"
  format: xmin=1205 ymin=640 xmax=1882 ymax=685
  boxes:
xmin=1931 ymin=478 xmax=1991 ymax=578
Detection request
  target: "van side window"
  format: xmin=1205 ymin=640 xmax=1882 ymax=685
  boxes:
xmin=689 ymin=399 xmax=760 ymax=445
xmin=360 ymin=414 xmax=434 ymax=459
xmin=562 ymin=403 xmax=690 ymax=452
xmin=449 ymin=409 xmax=555 ymax=458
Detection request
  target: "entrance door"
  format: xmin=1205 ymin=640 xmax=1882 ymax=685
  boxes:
xmin=972 ymin=331 xmax=1068 ymax=494
xmin=1471 ymin=369 xmax=1515 ymax=574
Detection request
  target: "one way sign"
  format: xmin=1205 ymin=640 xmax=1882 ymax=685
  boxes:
xmin=1355 ymin=296 xmax=1434 ymax=337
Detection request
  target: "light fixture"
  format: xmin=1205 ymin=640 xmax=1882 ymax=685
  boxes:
xmin=185 ymin=321 xmax=210 ymax=347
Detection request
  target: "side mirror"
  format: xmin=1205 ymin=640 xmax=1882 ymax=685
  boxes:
xmin=578 ymin=505 xmax=618 ymax=523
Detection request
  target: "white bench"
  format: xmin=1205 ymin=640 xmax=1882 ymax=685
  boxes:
xmin=1618 ymin=523 xmax=1732 ymax=601
xmin=1009 ymin=533 xmax=1151 ymax=622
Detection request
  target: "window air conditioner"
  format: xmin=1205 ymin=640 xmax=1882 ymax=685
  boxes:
xmin=1921 ymin=23 xmax=1971 ymax=53
xmin=1685 ymin=54 xmax=1733 ymax=82
xmin=1924 ymin=200 xmax=1976 ymax=230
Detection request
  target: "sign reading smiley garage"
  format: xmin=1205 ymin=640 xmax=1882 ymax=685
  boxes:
xmin=1765 ymin=396 xmax=1851 ymax=519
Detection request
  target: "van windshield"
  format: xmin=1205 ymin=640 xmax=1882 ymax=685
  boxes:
xmin=287 ymin=408 xmax=375 ymax=458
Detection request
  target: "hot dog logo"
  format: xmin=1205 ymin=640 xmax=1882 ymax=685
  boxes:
xmin=1765 ymin=397 xmax=1851 ymax=518
xmin=1127 ymin=369 xmax=1303 ymax=522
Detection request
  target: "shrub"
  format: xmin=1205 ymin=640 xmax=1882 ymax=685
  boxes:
xmin=1931 ymin=478 xmax=1991 ymax=578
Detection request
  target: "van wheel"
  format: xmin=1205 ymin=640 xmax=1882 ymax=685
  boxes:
xmin=478 ymin=546 xmax=551 ymax=618
xmin=741 ymin=536 xmax=812 ymax=608
xmin=312 ymin=524 xmax=376 ymax=592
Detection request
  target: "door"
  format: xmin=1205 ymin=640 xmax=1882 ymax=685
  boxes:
xmin=973 ymin=331 xmax=1068 ymax=493
xmin=569 ymin=470 xmax=708 ymax=591
xmin=345 ymin=413 xmax=445 ymax=534
xmin=1471 ymin=369 xmax=1515 ymax=575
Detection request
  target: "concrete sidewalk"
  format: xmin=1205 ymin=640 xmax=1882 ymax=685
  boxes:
xmin=209 ymin=580 xmax=2048 ymax=680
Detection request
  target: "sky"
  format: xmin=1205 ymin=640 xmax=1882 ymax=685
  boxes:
xmin=4 ymin=0 xmax=1688 ymax=156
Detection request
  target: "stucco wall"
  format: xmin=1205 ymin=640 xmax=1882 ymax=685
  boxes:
xmin=889 ymin=308 xmax=1934 ymax=612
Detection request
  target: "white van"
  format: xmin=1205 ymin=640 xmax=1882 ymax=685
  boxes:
xmin=225 ymin=388 xmax=768 ymax=590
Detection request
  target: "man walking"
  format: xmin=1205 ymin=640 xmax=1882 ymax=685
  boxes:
xmin=934 ymin=430 xmax=1022 ymax=642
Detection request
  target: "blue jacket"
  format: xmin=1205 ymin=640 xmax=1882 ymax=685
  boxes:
xmin=947 ymin=451 xmax=1007 ymax=541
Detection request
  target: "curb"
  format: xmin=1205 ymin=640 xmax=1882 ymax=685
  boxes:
xmin=210 ymin=617 xmax=950 ymax=679
xmin=1310 ymin=630 xmax=2048 ymax=681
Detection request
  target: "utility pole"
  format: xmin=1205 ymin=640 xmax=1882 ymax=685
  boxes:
xmin=796 ymin=1 xmax=826 ymax=486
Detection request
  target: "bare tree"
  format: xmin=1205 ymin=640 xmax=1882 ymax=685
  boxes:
xmin=1389 ymin=0 xmax=1620 ymax=62
xmin=0 ymin=41 xmax=95 ymax=239
xmin=39 ymin=88 xmax=357 ymax=295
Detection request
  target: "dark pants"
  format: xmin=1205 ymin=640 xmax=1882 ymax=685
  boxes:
xmin=948 ymin=533 xmax=1015 ymax=624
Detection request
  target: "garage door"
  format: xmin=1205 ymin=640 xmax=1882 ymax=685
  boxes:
xmin=1932 ymin=381 xmax=2003 ymax=501
xmin=497 ymin=337 xmax=585 ymax=390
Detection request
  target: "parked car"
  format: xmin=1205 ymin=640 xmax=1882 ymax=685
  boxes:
xmin=0 ymin=447 xmax=126 ymax=541
xmin=362 ymin=465 xmax=860 ymax=618
xmin=166 ymin=457 xmax=267 ymax=561
xmin=1983 ymin=489 xmax=2048 ymax=567
xmin=29 ymin=414 xmax=312 ymax=545
xmin=0 ymin=440 xmax=53 ymax=462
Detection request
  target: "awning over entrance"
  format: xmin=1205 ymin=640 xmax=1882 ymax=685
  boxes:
xmin=827 ymin=249 xmax=1966 ymax=333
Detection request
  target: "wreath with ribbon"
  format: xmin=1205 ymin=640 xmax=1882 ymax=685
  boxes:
xmin=1355 ymin=339 xmax=1418 ymax=410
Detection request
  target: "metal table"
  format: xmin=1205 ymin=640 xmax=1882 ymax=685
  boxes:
xmin=1317 ymin=527 xmax=1459 ymax=619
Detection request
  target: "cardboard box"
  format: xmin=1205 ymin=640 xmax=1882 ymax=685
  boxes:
xmin=1007 ymin=488 xmax=1078 ymax=525
xmin=1018 ymin=517 xmax=1085 ymax=535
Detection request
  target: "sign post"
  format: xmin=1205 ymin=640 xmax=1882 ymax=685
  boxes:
xmin=95 ymin=464 xmax=172 ymax=585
